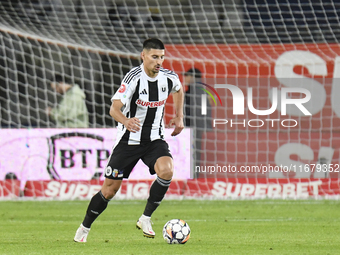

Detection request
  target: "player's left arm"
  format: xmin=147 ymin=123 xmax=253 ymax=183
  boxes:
xmin=168 ymin=85 xmax=184 ymax=136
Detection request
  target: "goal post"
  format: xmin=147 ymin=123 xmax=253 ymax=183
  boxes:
xmin=0 ymin=0 xmax=340 ymax=199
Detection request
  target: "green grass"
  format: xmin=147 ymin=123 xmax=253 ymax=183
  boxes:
xmin=1 ymin=200 xmax=340 ymax=255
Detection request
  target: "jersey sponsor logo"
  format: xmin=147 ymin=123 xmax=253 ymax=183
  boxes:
xmin=136 ymin=99 xmax=166 ymax=108
xmin=118 ymin=84 xmax=126 ymax=93
xmin=162 ymin=86 xmax=166 ymax=92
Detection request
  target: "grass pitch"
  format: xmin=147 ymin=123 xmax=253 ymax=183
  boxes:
xmin=1 ymin=199 xmax=340 ymax=255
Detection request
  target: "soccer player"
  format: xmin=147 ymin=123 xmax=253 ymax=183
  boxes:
xmin=74 ymin=38 xmax=184 ymax=242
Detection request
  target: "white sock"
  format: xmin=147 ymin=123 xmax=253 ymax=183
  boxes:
xmin=80 ymin=224 xmax=90 ymax=230
xmin=140 ymin=214 xmax=151 ymax=219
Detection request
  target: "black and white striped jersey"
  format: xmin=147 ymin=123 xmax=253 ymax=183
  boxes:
xmin=112 ymin=63 xmax=181 ymax=145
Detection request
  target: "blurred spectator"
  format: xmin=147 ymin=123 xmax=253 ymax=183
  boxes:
xmin=46 ymin=74 xmax=89 ymax=128
xmin=184 ymin=68 xmax=213 ymax=127
xmin=183 ymin=68 xmax=212 ymax=177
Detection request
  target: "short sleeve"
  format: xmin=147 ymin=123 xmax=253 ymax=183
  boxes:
xmin=112 ymin=66 xmax=141 ymax=105
xmin=171 ymin=76 xmax=182 ymax=93
xmin=111 ymin=81 xmax=136 ymax=105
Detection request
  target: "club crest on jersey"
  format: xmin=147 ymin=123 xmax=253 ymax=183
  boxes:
xmin=118 ymin=84 xmax=126 ymax=93
xmin=136 ymin=99 xmax=166 ymax=108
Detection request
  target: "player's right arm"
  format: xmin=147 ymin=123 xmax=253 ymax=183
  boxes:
xmin=110 ymin=66 xmax=142 ymax=132
xmin=110 ymin=100 xmax=140 ymax=133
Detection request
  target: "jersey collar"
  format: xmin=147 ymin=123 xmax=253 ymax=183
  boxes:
xmin=141 ymin=63 xmax=160 ymax=81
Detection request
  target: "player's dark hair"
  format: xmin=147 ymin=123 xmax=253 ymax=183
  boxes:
xmin=143 ymin=38 xmax=165 ymax=50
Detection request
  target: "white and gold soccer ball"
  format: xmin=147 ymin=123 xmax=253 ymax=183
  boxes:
xmin=162 ymin=219 xmax=191 ymax=244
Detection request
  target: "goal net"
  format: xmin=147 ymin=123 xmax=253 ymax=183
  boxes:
xmin=0 ymin=0 xmax=340 ymax=199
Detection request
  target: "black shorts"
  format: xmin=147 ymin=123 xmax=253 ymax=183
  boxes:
xmin=104 ymin=139 xmax=172 ymax=180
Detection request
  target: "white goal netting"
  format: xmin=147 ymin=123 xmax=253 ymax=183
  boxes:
xmin=0 ymin=0 xmax=340 ymax=199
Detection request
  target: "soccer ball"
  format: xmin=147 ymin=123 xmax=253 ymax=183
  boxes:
xmin=162 ymin=219 xmax=191 ymax=244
